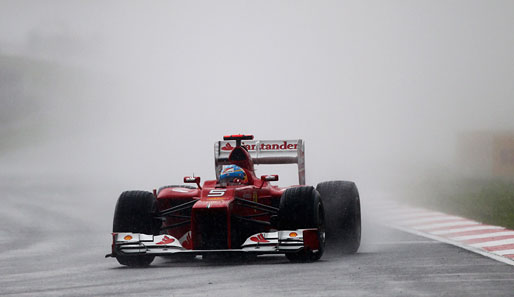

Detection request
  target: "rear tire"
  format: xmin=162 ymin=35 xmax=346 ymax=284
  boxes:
xmin=316 ymin=181 xmax=361 ymax=254
xmin=278 ymin=186 xmax=325 ymax=262
xmin=112 ymin=190 xmax=160 ymax=267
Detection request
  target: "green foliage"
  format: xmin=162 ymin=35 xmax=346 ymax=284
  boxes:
xmin=414 ymin=179 xmax=514 ymax=229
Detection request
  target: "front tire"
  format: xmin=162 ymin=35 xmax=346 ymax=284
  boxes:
xmin=112 ymin=190 xmax=160 ymax=267
xmin=278 ymin=186 xmax=325 ymax=262
xmin=316 ymin=181 xmax=361 ymax=254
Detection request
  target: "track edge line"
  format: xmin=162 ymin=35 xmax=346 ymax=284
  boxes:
xmin=393 ymin=225 xmax=514 ymax=267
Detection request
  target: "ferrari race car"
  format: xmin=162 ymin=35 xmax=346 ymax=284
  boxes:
xmin=106 ymin=135 xmax=361 ymax=266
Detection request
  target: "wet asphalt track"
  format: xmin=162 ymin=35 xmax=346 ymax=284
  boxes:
xmin=1 ymin=181 xmax=514 ymax=297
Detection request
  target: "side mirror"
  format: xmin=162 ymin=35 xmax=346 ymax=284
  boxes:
xmin=261 ymin=175 xmax=279 ymax=182
xmin=184 ymin=176 xmax=202 ymax=189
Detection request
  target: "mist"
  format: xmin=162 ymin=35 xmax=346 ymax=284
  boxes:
xmin=1 ymin=0 xmax=514 ymax=201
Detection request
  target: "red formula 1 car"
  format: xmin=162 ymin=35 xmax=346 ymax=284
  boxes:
xmin=106 ymin=135 xmax=361 ymax=266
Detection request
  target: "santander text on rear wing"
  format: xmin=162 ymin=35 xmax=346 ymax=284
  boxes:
xmin=214 ymin=139 xmax=306 ymax=185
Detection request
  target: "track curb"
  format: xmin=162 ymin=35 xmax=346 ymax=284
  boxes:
xmin=377 ymin=202 xmax=514 ymax=266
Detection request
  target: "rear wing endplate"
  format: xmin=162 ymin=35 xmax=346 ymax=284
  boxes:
xmin=214 ymin=139 xmax=306 ymax=185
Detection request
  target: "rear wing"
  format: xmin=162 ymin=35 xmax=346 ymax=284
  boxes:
xmin=214 ymin=139 xmax=306 ymax=185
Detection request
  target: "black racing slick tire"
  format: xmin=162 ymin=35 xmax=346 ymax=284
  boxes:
xmin=316 ymin=181 xmax=361 ymax=254
xmin=278 ymin=186 xmax=325 ymax=262
xmin=112 ymin=190 xmax=160 ymax=267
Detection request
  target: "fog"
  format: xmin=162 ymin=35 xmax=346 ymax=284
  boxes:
xmin=1 ymin=0 xmax=514 ymax=199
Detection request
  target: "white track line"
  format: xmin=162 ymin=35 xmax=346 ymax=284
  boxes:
xmin=382 ymin=212 xmax=434 ymax=221
xmin=413 ymin=221 xmax=479 ymax=230
xmin=384 ymin=210 xmax=442 ymax=220
xmin=493 ymin=249 xmax=514 ymax=256
xmin=431 ymin=225 xmax=504 ymax=235
xmin=471 ymin=238 xmax=514 ymax=248
xmin=451 ymin=231 xmax=514 ymax=241
xmin=397 ymin=215 xmax=462 ymax=226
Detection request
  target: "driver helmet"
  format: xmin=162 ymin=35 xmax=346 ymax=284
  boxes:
xmin=219 ymin=165 xmax=248 ymax=184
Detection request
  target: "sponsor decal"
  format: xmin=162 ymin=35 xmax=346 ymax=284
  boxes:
xmin=179 ymin=231 xmax=193 ymax=249
xmin=221 ymin=141 xmax=298 ymax=152
xmin=156 ymin=235 xmax=175 ymax=245
xmin=221 ymin=143 xmax=234 ymax=151
xmin=250 ymin=233 xmax=270 ymax=243
xmin=221 ymin=166 xmax=235 ymax=175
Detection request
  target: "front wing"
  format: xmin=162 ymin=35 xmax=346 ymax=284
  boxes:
xmin=106 ymin=229 xmax=320 ymax=257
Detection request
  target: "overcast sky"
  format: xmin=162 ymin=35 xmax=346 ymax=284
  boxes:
xmin=1 ymin=1 xmax=513 ymax=193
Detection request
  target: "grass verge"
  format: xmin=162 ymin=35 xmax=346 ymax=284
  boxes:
xmin=407 ymin=178 xmax=514 ymax=230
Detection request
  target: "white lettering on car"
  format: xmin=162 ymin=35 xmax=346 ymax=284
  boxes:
xmin=207 ymin=189 xmax=226 ymax=197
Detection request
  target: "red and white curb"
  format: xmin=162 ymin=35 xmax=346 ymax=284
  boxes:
xmin=375 ymin=202 xmax=514 ymax=266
